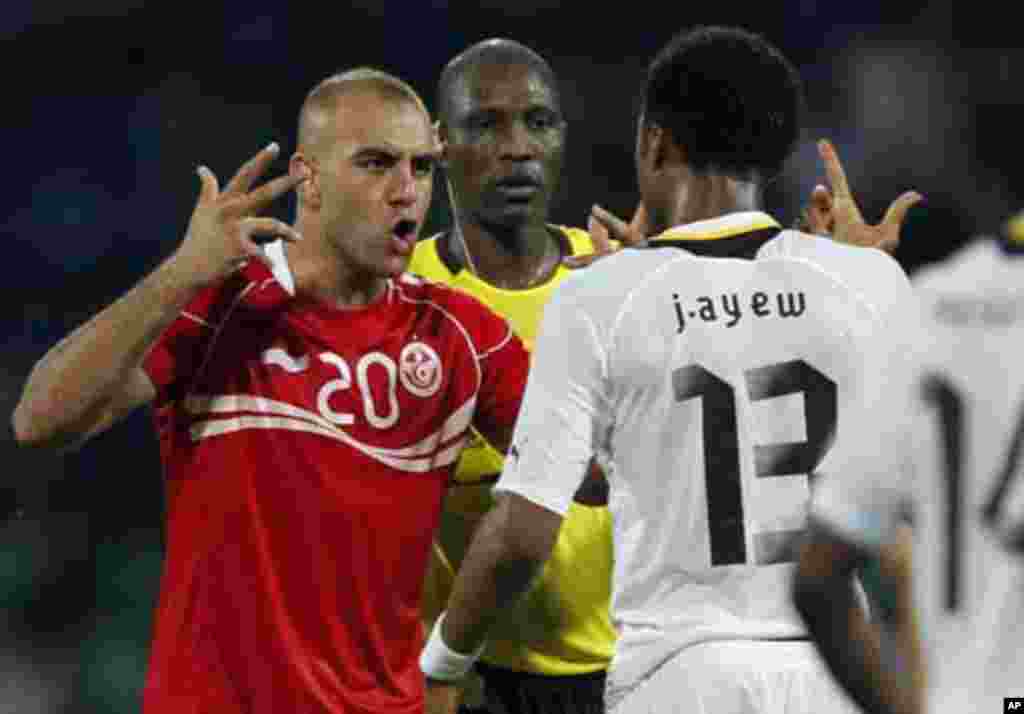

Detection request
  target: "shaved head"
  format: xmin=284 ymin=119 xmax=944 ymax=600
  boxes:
xmin=298 ymin=68 xmax=429 ymax=157
xmin=436 ymin=38 xmax=559 ymax=126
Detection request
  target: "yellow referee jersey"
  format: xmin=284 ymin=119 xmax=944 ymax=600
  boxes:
xmin=410 ymin=226 xmax=616 ymax=675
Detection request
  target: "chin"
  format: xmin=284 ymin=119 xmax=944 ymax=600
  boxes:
xmin=381 ymin=255 xmax=412 ymax=278
xmin=485 ymin=206 xmax=536 ymax=231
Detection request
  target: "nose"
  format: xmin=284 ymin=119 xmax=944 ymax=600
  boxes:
xmin=388 ymin=161 xmax=419 ymax=206
xmin=499 ymin=120 xmax=539 ymax=162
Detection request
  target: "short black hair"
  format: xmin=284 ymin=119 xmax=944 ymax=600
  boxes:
xmin=436 ymin=38 xmax=559 ymax=124
xmin=643 ymin=26 xmax=803 ymax=181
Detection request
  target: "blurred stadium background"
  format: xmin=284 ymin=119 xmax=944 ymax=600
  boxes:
xmin=2 ymin=0 xmax=1021 ymax=710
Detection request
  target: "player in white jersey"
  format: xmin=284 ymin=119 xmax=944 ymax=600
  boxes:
xmin=794 ymin=213 xmax=1024 ymax=714
xmin=420 ymin=26 xmax=922 ymax=714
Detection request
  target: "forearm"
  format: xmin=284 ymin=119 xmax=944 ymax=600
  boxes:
xmin=879 ymin=529 xmax=925 ymax=713
xmin=440 ymin=501 xmax=544 ymax=654
xmin=795 ymin=575 xmax=913 ymax=714
xmin=13 ymin=255 xmax=201 ymax=447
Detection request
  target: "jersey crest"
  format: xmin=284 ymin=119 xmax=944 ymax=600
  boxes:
xmin=400 ymin=341 xmax=443 ymax=398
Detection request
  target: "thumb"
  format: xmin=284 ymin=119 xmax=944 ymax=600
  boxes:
xmin=628 ymin=202 xmax=648 ymax=238
xmin=810 ymin=184 xmax=832 ymax=213
xmin=882 ymin=191 xmax=924 ymax=229
xmin=196 ymin=165 xmax=220 ymax=203
xmin=806 ymin=184 xmax=834 ymax=234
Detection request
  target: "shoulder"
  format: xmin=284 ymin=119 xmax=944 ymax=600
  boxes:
xmin=182 ymin=260 xmax=288 ymax=326
xmin=544 ymin=248 xmax=690 ymax=334
xmin=552 ymin=224 xmax=599 ymax=257
xmin=911 ymin=238 xmax=995 ymax=295
xmin=758 ymin=231 xmax=912 ymax=310
xmin=394 ymin=274 xmax=513 ymax=350
xmin=393 ymin=271 xmax=464 ymax=306
xmin=407 ymin=233 xmax=451 ymax=280
xmin=551 ymin=224 xmax=624 ymax=258
xmin=910 ymin=238 xmax=1024 ymax=332
xmin=565 ymin=245 xmax=693 ymax=296
xmin=759 ymin=230 xmax=903 ymax=272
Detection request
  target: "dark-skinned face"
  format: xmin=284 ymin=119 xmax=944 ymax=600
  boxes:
xmin=442 ymin=62 xmax=566 ymax=236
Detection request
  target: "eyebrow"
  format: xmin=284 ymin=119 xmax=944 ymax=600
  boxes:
xmin=461 ymin=101 xmax=562 ymax=118
xmin=352 ymin=145 xmax=441 ymax=160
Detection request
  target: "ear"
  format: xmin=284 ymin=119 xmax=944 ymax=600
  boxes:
xmin=638 ymin=119 xmax=671 ymax=173
xmin=290 ymin=152 xmax=320 ymax=209
xmin=650 ymin=121 xmax=690 ymax=174
xmin=435 ymin=120 xmax=450 ymax=169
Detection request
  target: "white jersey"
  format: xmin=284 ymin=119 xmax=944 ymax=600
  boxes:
xmin=812 ymin=238 xmax=1024 ymax=713
xmin=495 ymin=212 xmax=912 ymax=691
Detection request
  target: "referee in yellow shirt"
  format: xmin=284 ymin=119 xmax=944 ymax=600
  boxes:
xmin=412 ymin=39 xmax=616 ymax=714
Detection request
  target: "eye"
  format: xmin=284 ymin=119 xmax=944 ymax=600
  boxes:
xmin=464 ymin=113 xmax=496 ymax=131
xmin=412 ymin=156 xmax=436 ymax=178
xmin=358 ymin=154 xmax=395 ymax=171
xmin=526 ymin=110 xmax=561 ymax=131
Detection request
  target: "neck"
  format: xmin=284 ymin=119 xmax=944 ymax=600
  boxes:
xmin=667 ymin=174 xmax=761 ymax=228
xmin=287 ymin=215 xmax=389 ymax=308
xmin=452 ymin=217 xmax=560 ymax=290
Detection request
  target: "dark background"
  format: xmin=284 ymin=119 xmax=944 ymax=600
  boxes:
xmin=2 ymin=1 xmax=1021 ymax=710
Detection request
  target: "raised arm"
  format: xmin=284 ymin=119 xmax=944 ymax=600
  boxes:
xmin=12 ymin=143 xmax=303 ymax=451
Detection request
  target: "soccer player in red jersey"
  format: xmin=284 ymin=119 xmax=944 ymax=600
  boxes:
xmin=12 ymin=68 xmax=530 ymax=714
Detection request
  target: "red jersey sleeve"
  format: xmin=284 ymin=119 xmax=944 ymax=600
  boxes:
xmin=142 ymin=271 xmax=252 ymax=404
xmin=142 ymin=257 xmax=292 ymax=405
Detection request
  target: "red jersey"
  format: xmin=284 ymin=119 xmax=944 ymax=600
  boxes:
xmin=140 ymin=253 xmax=528 ymax=714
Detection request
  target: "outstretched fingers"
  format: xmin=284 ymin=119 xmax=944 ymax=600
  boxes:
xmin=223 ymin=142 xmax=281 ymax=196
xmin=591 ymin=204 xmax=638 ymax=245
xmin=238 ymin=217 xmax=303 ymax=246
xmin=243 ymin=171 xmax=307 ymax=212
xmin=196 ymin=165 xmax=220 ymax=203
xmin=804 ymin=184 xmax=834 ymax=235
xmin=882 ymin=191 xmax=924 ymax=230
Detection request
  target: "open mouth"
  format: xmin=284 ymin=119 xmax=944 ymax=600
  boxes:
xmin=393 ymin=219 xmax=417 ymax=239
xmin=391 ymin=219 xmax=418 ymax=256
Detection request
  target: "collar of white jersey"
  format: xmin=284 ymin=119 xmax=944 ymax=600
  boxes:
xmin=649 ymin=211 xmax=781 ymax=243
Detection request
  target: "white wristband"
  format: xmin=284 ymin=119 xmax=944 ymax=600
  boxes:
xmin=419 ymin=613 xmax=485 ymax=682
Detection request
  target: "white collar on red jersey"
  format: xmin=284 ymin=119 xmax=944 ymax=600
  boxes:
xmin=262 ymin=239 xmax=296 ymax=295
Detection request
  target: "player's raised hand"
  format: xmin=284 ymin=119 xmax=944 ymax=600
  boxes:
xmin=172 ymin=142 xmax=305 ymax=287
xmin=796 ymin=182 xmax=835 ymax=237
xmin=799 ymin=139 xmax=922 ymax=254
xmin=564 ymin=203 xmax=647 ymax=269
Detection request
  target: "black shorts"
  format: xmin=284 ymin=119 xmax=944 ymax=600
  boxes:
xmin=471 ymin=661 xmax=606 ymax=714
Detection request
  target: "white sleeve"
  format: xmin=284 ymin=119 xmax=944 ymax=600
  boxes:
xmin=493 ymin=282 xmax=609 ymax=516
xmin=811 ymin=326 xmax=921 ymax=551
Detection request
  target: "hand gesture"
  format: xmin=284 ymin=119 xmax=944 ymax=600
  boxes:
xmin=797 ymin=139 xmax=922 ymax=254
xmin=564 ymin=203 xmax=647 ymax=269
xmin=173 ymin=142 xmax=305 ymax=288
